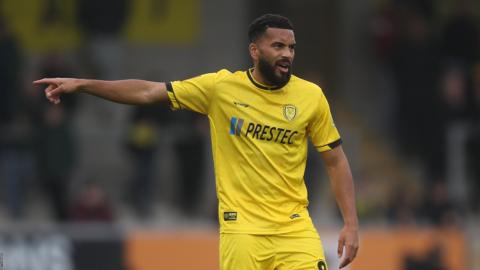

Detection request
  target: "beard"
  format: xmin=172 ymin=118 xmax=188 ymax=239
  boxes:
xmin=257 ymin=57 xmax=292 ymax=88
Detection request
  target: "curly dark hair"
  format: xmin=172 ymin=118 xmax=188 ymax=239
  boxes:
xmin=248 ymin=14 xmax=294 ymax=42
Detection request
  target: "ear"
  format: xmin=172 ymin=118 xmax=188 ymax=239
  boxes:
xmin=249 ymin=42 xmax=258 ymax=62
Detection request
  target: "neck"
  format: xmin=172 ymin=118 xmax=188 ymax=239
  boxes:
xmin=251 ymin=67 xmax=275 ymax=87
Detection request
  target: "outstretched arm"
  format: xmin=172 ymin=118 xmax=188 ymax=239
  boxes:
xmin=321 ymin=145 xmax=359 ymax=269
xmin=33 ymin=78 xmax=169 ymax=105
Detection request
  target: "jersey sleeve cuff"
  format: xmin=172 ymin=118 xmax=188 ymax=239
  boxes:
xmin=315 ymin=138 xmax=342 ymax=152
xmin=166 ymin=82 xmax=181 ymax=110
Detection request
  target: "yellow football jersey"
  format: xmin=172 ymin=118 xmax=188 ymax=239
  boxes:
xmin=167 ymin=68 xmax=341 ymax=236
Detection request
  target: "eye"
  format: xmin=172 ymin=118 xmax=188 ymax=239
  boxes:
xmin=272 ymin=43 xmax=284 ymax=49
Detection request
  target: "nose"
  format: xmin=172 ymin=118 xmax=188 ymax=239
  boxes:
xmin=282 ymin=47 xmax=294 ymax=60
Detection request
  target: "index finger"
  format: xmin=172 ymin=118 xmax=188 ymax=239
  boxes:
xmin=33 ymin=78 xmax=59 ymax=85
xmin=339 ymin=244 xmax=357 ymax=269
xmin=339 ymin=256 xmax=352 ymax=269
xmin=337 ymin=238 xmax=344 ymax=258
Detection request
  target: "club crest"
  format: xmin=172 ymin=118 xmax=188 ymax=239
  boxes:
xmin=283 ymin=104 xmax=297 ymax=121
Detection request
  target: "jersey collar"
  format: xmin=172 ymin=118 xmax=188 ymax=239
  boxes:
xmin=246 ymin=68 xmax=284 ymax=91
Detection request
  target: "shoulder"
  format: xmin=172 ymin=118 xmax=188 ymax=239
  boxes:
xmin=192 ymin=69 xmax=232 ymax=79
xmin=217 ymin=69 xmax=233 ymax=75
xmin=182 ymin=69 xmax=233 ymax=86
xmin=213 ymin=69 xmax=234 ymax=80
xmin=290 ymin=75 xmax=326 ymax=99
xmin=210 ymin=69 xmax=250 ymax=84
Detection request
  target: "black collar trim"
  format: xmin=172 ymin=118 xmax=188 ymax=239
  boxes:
xmin=246 ymin=68 xmax=283 ymax=91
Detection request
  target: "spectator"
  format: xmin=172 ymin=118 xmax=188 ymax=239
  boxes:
xmin=386 ymin=186 xmax=417 ymax=226
xmin=390 ymin=6 xmax=443 ymax=181
xmin=69 ymin=181 xmax=114 ymax=222
xmin=125 ymin=107 xmax=159 ymax=218
xmin=34 ymin=53 xmax=78 ymax=221
xmin=173 ymin=113 xmax=205 ymax=216
xmin=418 ymin=181 xmax=458 ymax=227
xmin=441 ymin=0 xmax=479 ymax=69
xmin=0 ymin=19 xmax=21 ymax=123
xmin=0 ymin=19 xmax=35 ymax=219
xmin=35 ymin=104 xmax=76 ymax=221
xmin=465 ymin=63 xmax=480 ymax=212
xmin=440 ymin=65 xmax=469 ymax=120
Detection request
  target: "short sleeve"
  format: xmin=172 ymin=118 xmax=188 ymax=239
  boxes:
xmin=308 ymin=91 xmax=342 ymax=152
xmin=166 ymin=72 xmax=218 ymax=115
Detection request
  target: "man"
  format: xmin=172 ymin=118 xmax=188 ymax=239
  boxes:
xmin=35 ymin=14 xmax=359 ymax=270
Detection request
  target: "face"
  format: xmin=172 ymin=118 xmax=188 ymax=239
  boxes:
xmin=250 ymin=28 xmax=296 ymax=87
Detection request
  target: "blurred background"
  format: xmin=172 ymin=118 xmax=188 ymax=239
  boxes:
xmin=0 ymin=0 xmax=479 ymax=269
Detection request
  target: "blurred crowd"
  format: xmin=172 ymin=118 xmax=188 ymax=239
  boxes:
xmin=0 ymin=0 xmax=479 ymax=232
xmin=0 ymin=5 xmax=208 ymax=224
xmin=371 ymin=0 xmax=480 ymax=227
xmin=0 ymin=18 xmax=107 ymax=222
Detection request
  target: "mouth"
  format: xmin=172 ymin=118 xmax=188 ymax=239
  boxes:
xmin=275 ymin=60 xmax=291 ymax=74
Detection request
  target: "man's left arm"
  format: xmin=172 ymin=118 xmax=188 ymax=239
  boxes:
xmin=320 ymin=145 xmax=359 ymax=269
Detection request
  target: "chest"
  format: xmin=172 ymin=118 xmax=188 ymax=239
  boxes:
xmin=209 ymin=84 xmax=315 ymax=145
